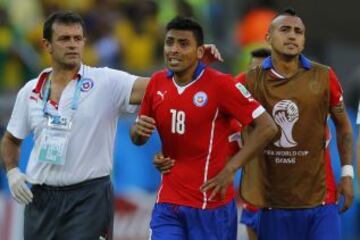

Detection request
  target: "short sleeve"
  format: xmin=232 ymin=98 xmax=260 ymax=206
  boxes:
xmin=7 ymin=86 xmax=31 ymax=139
xmin=106 ymin=67 xmax=139 ymax=113
xmin=234 ymin=72 xmax=246 ymax=85
xmin=218 ymin=76 xmax=265 ymax=126
xmin=138 ymin=77 xmax=155 ymax=118
xmin=328 ymin=68 xmax=343 ymax=107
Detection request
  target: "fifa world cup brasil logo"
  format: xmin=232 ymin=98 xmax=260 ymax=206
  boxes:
xmin=272 ymin=100 xmax=299 ymax=148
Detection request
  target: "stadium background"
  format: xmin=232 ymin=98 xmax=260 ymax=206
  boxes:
xmin=0 ymin=0 xmax=359 ymax=239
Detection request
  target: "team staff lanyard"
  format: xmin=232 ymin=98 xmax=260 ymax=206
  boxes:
xmin=37 ymin=76 xmax=84 ymax=166
xmin=42 ymin=75 xmax=84 ymax=116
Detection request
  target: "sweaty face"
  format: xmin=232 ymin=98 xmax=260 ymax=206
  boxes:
xmin=45 ymin=22 xmax=85 ymax=70
xmin=164 ymin=30 xmax=203 ymax=75
xmin=267 ymin=15 xmax=305 ymax=58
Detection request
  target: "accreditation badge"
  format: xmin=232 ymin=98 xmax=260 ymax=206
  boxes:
xmin=37 ymin=115 xmax=72 ymax=165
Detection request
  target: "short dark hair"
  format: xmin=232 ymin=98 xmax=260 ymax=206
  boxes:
xmin=166 ymin=16 xmax=204 ymax=46
xmin=43 ymin=10 xmax=85 ymax=41
xmin=275 ymin=7 xmax=299 ymax=19
xmin=250 ymin=48 xmax=271 ymax=58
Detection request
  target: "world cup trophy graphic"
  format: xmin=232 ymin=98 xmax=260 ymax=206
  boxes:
xmin=272 ymin=100 xmax=299 ymax=148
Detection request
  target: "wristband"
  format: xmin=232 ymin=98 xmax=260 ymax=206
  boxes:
xmin=7 ymin=167 xmax=21 ymax=177
xmin=341 ymin=165 xmax=354 ymax=178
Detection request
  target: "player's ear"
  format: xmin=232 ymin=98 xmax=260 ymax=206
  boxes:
xmin=197 ymin=45 xmax=205 ymax=60
xmin=42 ymin=38 xmax=52 ymax=54
xmin=265 ymin=32 xmax=271 ymax=44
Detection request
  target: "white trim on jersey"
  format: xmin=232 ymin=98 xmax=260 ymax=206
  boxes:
xmin=325 ymin=115 xmax=332 ymax=148
xmin=252 ymin=105 xmax=266 ymax=119
xmin=156 ymin=175 xmax=164 ymax=203
xmin=270 ymin=68 xmax=286 ymax=79
xmin=202 ymin=108 xmax=219 ymax=209
xmin=148 ymin=229 xmax=152 ymax=240
xmin=172 ymin=70 xmax=205 ymax=95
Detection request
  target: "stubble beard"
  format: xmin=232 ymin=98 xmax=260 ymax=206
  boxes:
xmin=277 ymin=48 xmax=300 ymax=61
xmin=61 ymin=60 xmax=81 ymax=71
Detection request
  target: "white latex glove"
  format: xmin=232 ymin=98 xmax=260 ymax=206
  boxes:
xmin=7 ymin=167 xmax=33 ymax=204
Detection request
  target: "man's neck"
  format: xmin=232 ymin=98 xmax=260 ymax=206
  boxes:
xmin=272 ymin=54 xmax=301 ymax=78
xmin=50 ymin=64 xmax=80 ymax=86
xmin=173 ymin=62 xmax=199 ymax=86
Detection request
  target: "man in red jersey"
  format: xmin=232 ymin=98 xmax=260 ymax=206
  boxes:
xmin=152 ymin=47 xmax=272 ymax=240
xmin=203 ymin=8 xmax=354 ymax=240
xmin=130 ymin=16 xmax=277 ymax=240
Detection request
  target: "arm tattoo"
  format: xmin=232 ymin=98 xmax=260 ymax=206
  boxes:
xmin=332 ymin=102 xmax=345 ymax=114
xmin=339 ymin=132 xmax=353 ymax=165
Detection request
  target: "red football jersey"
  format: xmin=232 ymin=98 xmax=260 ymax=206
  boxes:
xmin=139 ymin=66 xmax=264 ymax=209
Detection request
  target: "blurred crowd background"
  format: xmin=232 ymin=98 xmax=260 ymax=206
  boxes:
xmin=0 ymin=0 xmax=359 ymax=239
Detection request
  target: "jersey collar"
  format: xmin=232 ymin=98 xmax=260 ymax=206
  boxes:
xmin=261 ymin=54 xmax=312 ymax=70
xmin=32 ymin=64 xmax=84 ymax=95
xmin=166 ymin=61 xmax=206 ymax=80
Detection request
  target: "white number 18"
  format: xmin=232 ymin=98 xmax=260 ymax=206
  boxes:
xmin=170 ymin=109 xmax=185 ymax=134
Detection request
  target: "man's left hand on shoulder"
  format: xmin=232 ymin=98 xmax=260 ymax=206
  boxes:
xmin=201 ymin=44 xmax=224 ymax=65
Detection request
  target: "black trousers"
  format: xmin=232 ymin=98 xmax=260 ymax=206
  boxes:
xmin=24 ymin=176 xmax=113 ymax=240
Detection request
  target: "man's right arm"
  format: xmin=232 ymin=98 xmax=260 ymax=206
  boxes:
xmin=0 ymin=131 xmax=22 ymax=171
xmin=130 ymin=73 xmax=157 ymax=145
xmin=2 ymin=82 xmax=35 ymax=204
xmin=129 ymin=77 xmax=150 ymax=105
xmin=1 ymin=131 xmax=33 ymax=204
xmin=200 ymin=111 xmax=277 ymax=200
xmin=130 ymin=115 xmax=156 ymax=145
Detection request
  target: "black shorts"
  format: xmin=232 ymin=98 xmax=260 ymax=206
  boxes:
xmin=24 ymin=176 xmax=113 ymax=240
